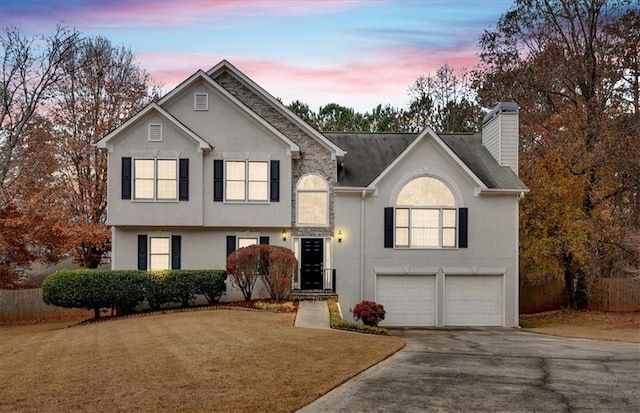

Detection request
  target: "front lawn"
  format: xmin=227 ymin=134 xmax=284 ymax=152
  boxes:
xmin=520 ymin=310 xmax=640 ymax=343
xmin=0 ymin=309 xmax=404 ymax=412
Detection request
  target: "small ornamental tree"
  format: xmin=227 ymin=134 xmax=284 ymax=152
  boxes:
xmin=259 ymin=245 xmax=297 ymax=302
xmin=226 ymin=245 xmax=261 ymax=301
xmin=352 ymin=300 xmax=386 ymax=327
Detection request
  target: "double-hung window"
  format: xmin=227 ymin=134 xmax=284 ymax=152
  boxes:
xmin=134 ymin=159 xmax=177 ymax=200
xmin=225 ymin=161 xmax=268 ymax=202
xmin=149 ymin=237 xmax=170 ymax=270
xmin=394 ymin=176 xmax=457 ymax=248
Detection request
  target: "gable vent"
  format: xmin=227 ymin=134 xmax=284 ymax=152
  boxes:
xmin=148 ymin=124 xmax=162 ymax=141
xmin=194 ymin=93 xmax=209 ymax=111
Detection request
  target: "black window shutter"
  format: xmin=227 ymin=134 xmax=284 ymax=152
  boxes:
xmin=179 ymin=159 xmax=189 ymax=201
xmin=384 ymin=207 xmax=394 ymax=248
xmin=171 ymin=235 xmax=181 ymax=269
xmin=137 ymin=235 xmax=147 ymax=270
xmin=458 ymin=207 xmax=468 ymax=248
xmin=214 ymin=160 xmax=223 ymax=201
xmin=259 ymin=236 xmax=269 ymax=245
xmin=226 ymin=235 xmax=236 ymax=257
xmin=270 ymin=160 xmax=280 ymax=202
xmin=122 ymin=157 xmax=132 ymax=200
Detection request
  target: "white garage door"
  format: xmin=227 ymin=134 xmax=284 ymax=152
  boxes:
xmin=376 ymin=275 xmax=436 ymax=327
xmin=445 ymin=275 xmax=502 ymax=326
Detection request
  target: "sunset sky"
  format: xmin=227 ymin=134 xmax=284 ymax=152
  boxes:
xmin=3 ymin=0 xmax=514 ymax=112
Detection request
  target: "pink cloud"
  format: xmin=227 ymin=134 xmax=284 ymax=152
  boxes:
xmin=138 ymin=45 xmax=480 ymax=112
xmin=12 ymin=0 xmax=371 ymax=29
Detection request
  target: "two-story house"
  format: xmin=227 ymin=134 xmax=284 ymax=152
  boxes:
xmin=97 ymin=60 xmax=528 ymax=327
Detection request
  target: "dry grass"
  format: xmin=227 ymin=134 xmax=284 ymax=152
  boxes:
xmin=520 ymin=310 xmax=640 ymax=343
xmin=0 ymin=309 xmax=404 ymax=413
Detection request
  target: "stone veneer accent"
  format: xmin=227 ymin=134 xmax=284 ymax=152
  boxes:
xmin=214 ymin=71 xmax=336 ymax=237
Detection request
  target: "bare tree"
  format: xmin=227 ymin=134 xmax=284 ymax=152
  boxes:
xmin=407 ymin=64 xmax=481 ymax=133
xmin=0 ymin=25 xmax=78 ymax=195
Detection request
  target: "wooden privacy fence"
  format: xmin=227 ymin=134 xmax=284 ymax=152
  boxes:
xmin=0 ymin=288 xmax=91 ymax=322
xmin=519 ymin=281 xmax=567 ymax=314
xmin=520 ymin=277 xmax=640 ymax=314
xmin=591 ymin=277 xmax=640 ymax=312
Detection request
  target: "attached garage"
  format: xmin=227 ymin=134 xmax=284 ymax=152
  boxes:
xmin=376 ymin=275 xmax=436 ymax=327
xmin=444 ymin=275 xmax=503 ymax=326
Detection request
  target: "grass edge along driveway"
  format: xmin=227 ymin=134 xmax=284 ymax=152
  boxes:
xmin=0 ymin=309 xmax=404 ymax=413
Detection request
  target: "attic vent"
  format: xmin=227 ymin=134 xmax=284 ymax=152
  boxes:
xmin=148 ymin=124 xmax=162 ymax=141
xmin=194 ymin=93 xmax=209 ymax=111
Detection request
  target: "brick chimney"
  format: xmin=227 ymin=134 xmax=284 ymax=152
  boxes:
xmin=482 ymin=102 xmax=519 ymax=175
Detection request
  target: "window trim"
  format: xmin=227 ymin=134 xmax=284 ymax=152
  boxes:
xmin=223 ymin=160 xmax=269 ymax=203
xmin=148 ymin=236 xmax=171 ymax=271
xmin=296 ymin=173 xmax=329 ymax=227
xmin=394 ymin=207 xmax=457 ymax=249
xmin=133 ymin=158 xmax=178 ymax=202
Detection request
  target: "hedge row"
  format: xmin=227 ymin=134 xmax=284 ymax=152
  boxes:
xmin=42 ymin=269 xmax=226 ymax=318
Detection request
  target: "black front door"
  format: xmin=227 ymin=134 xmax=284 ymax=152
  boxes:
xmin=301 ymin=238 xmax=323 ymax=290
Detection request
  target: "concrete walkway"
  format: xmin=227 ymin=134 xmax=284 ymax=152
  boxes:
xmin=294 ymin=301 xmax=330 ymax=329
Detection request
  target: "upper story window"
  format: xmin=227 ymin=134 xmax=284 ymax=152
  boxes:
xmin=225 ymin=160 xmax=268 ymax=202
xmin=194 ymin=93 xmax=208 ymax=111
xmin=395 ymin=176 xmax=456 ymax=248
xmin=297 ymin=174 xmax=328 ymax=226
xmin=148 ymin=124 xmax=162 ymax=141
xmin=134 ymin=159 xmax=177 ymax=200
xmin=214 ymin=159 xmax=279 ymax=203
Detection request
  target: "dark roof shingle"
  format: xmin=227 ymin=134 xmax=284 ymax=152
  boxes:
xmin=324 ymin=131 xmax=527 ymax=190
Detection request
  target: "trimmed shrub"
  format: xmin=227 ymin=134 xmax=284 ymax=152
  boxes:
xmin=164 ymin=270 xmax=202 ymax=308
xmin=351 ymin=300 xmax=386 ymax=327
xmin=258 ymin=245 xmax=297 ymax=302
xmin=143 ymin=271 xmax=171 ymax=310
xmin=327 ymin=300 xmax=388 ymax=335
xmin=227 ymin=246 xmax=261 ymax=301
xmin=43 ymin=269 xmax=112 ymax=318
xmin=227 ymin=245 xmax=297 ymax=302
xmin=109 ymin=271 xmax=148 ymax=315
xmin=195 ymin=270 xmax=227 ymax=304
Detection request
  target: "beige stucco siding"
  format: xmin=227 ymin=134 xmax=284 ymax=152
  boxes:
xmin=111 ymin=227 xmax=290 ymax=301
xmin=106 ymin=111 xmax=206 ymax=227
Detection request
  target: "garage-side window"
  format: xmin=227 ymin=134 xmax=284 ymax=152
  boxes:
xmin=395 ymin=177 xmax=456 ymax=248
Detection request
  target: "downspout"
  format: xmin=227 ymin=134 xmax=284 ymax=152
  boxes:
xmin=515 ymin=191 xmax=524 ymax=327
xmin=360 ymin=189 xmax=366 ymax=300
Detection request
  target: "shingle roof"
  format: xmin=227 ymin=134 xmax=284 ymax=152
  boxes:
xmin=439 ymin=133 xmax=527 ymax=190
xmin=324 ymin=132 xmax=416 ymax=187
xmin=324 ymin=131 xmax=527 ymax=190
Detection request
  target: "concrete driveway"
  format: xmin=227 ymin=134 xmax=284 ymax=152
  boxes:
xmin=299 ymin=329 xmax=640 ymax=412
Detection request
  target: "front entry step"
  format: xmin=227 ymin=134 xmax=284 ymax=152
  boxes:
xmin=290 ymin=290 xmax=338 ymax=301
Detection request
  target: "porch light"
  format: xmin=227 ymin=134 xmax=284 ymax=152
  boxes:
xmin=337 ymin=230 xmax=343 ymax=243
xmin=281 ymin=229 xmax=287 ymax=241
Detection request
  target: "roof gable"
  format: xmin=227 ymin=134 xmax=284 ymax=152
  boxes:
xmin=96 ymin=103 xmax=212 ymax=152
xmin=207 ymin=60 xmax=345 ymax=161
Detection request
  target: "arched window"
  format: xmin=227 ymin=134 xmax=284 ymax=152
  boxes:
xmin=395 ymin=176 xmax=457 ymax=248
xmin=297 ymin=174 xmax=328 ymax=226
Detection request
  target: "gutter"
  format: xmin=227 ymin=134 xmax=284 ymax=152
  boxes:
xmin=360 ymin=189 xmax=366 ymax=301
